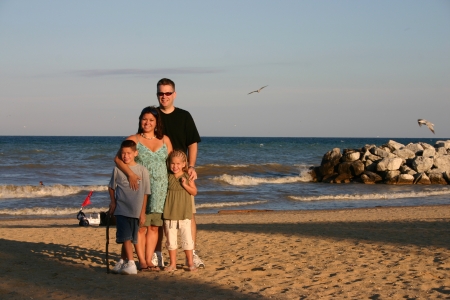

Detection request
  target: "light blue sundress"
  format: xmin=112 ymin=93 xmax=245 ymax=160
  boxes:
xmin=135 ymin=138 xmax=168 ymax=214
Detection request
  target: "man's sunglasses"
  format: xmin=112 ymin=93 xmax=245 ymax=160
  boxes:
xmin=157 ymin=92 xmax=174 ymax=97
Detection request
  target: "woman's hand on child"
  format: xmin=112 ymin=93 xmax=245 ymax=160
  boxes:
xmin=127 ymin=173 xmax=142 ymax=190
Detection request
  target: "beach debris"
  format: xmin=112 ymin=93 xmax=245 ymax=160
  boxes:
xmin=417 ymin=119 xmax=435 ymax=134
xmin=248 ymin=85 xmax=268 ymax=95
xmin=309 ymin=139 xmax=450 ymax=185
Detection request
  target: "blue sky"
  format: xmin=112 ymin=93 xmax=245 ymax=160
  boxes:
xmin=1 ymin=0 xmax=449 ymax=137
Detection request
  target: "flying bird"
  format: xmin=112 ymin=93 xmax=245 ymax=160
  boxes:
xmin=248 ymin=85 xmax=268 ymax=95
xmin=417 ymin=119 xmax=435 ymax=134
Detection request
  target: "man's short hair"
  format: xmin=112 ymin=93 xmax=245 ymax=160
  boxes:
xmin=157 ymin=78 xmax=175 ymax=90
xmin=121 ymin=140 xmax=137 ymax=151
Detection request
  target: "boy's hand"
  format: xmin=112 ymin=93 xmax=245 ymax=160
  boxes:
xmin=108 ymin=202 xmax=116 ymax=215
xmin=127 ymin=173 xmax=141 ymax=190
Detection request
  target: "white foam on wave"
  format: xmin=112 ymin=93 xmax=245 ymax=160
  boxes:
xmin=0 ymin=184 xmax=108 ymax=199
xmin=214 ymin=172 xmax=311 ymax=186
xmin=289 ymin=187 xmax=450 ymax=201
xmin=0 ymin=206 xmax=109 ymax=216
xmin=196 ymin=200 xmax=268 ymax=209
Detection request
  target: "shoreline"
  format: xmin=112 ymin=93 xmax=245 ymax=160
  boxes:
xmin=1 ymin=205 xmax=450 ymax=299
xmin=1 ymin=202 xmax=450 ymax=220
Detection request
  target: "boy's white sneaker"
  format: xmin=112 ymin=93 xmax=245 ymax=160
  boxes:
xmin=120 ymin=260 xmax=137 ymax=275
xmin=152 ymin=252 xmax=164 ymax=267
xmin=111 ymin=259 xmax=124 ymax=274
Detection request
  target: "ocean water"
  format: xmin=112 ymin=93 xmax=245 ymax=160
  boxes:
xmin=1 ymin=136 xmax=449 ymax=219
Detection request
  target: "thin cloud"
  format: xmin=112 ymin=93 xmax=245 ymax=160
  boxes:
xmin=70 ymin=68 xmax=224 ymax=77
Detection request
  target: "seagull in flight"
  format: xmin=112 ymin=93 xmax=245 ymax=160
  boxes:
xmin=417 ymin=119 xmax=435 ymax=134
xmin=248 ymin=85 xmax=268 ymax=95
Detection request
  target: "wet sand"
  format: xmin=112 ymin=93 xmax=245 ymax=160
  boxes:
xmin=1 ymin=205 xmax=450 ymax=299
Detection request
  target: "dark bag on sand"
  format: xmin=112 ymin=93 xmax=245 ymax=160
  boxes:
xmin=100 ymin=211 xmax=116 ymax=226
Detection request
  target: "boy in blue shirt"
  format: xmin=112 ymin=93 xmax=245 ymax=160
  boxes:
xmin=108 ymin=140 xmax=150 ymax=275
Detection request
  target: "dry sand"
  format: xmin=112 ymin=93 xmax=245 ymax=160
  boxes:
xmin=1 ymin=205 xmax=450 ymax=299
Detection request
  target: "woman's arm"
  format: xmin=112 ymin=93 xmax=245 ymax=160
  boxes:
xmin=114 ymin=135 xmax=141 ymax=190
xmin=164 ymin=135 xmax=173 ymax=154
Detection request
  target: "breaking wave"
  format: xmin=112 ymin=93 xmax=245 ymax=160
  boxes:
xmin=0 ymin=184 xmax=108 ymax=199
xmin=0 ymin=206 xmax=108 ymax=216
xmin=289 ymin=187 xmax=450 ymax=201
xmin=213 ymin=170 xmax=312 ymax=186
xmin=196 ymin=200 xmax=268 ymax=209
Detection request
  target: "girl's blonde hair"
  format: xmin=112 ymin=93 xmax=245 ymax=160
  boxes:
xmin=168 ymin=150 xmax=188 ymax=173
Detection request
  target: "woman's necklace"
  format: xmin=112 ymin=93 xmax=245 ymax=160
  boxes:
xmin=141 ymin=133 xmax=156 ymax=140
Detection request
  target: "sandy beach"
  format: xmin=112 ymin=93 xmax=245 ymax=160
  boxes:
xmin=1 ymin=205 xmax=450 ymax=299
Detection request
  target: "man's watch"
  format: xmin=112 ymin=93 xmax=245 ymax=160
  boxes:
xmin=188 ymin=166 xmax=195 ymax=169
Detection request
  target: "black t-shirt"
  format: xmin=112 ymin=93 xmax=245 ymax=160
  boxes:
xmin=159 ymin=107 xmax=201 ymax=153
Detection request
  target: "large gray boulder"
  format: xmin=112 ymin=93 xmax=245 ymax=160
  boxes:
xmin=362 ymin=150 xmax=382 ymax=162
xmin=364 ymin=159 xmax=377 ymax=172
xmin=361 ymin=170 xmax=383 ymax=182
xmin=433 ymin=156 xmax=450 ymax=172
xmin=360 ymin=174 xmax=375 ymax=184
xmin=411 ymin=156 xmax=434 ymax=173
xmin=370 ymin=147 xmax=391 ymax=158
xmin=385 ymin=170 xmax=400 ymax=184
xmin=436 ymin=147 xmax=448 ymax=156
xmin=385 ymin=170 xmax=401 ymax=179
xmin=319 ymin=148 xmax=342 ymax=177
xmin=397 ymin=174 xmax=414 ymax=185
xmin=362 ymin=144 xmax=376 ymax=152
xmin=334 ymin=173 xmax=352 ymax=183
xmin=435 ymin=140 xmax=450 ymax=150
xmin=420 ymin=142 xmax=434 ymax=150
xmin=322 ymin=173 xmax=338 ymax=183
xmin=413 ymin=173 xmax=431 ymax=185
xmin=341 ymin=150 xmax=361 ymax=162
xmin=308 ymin=167 xmax=322 ymax=182
xmin=405 ymin=143 xmax=424 ymax=154
xmin=399 ymin=165 xmax=417 ymax=175
xmin=428 ymin=172 xmax=448 ymax=185
xmin=338 ymin=162 xmax=353 ymax=176
xmin=351 ymin=160 xmax=365 ymax=176
xmin=385 ymin=140 xmax=405 ymax=152
xmin=376 ymin=157 xmax=403 ymax=172
xmin=444 ymin=171 xmax=450 ymax=184
xmin=393 ymin=148 xmax=416 ymax=160
xmin=422 ymin=147 xmax=436 ymax=157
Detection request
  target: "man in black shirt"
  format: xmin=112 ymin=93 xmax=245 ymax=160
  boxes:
xmin=154 ymin=78 xmax=204 ymax=268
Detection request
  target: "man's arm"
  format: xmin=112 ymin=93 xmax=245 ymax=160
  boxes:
xmin=187 ymin=142 xmax=198 ymax=181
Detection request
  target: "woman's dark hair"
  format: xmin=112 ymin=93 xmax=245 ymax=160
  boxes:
xmin=137 ymin=106 xmax=164 ymax=139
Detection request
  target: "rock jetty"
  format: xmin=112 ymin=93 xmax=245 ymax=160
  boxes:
xmin=310 ymin=140 xmax=450 ymax=185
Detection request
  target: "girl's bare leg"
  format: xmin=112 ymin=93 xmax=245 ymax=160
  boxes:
xmin=165 ymin=249 xmax=177 ymax=271
xmin=185 ymin=249 xmax=197 ymax=271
